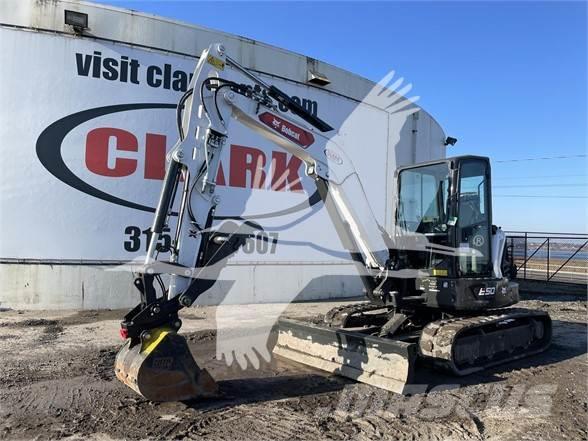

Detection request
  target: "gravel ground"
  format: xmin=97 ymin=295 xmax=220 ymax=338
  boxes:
xmin=0 ymin=294 xmax=586 ymax=441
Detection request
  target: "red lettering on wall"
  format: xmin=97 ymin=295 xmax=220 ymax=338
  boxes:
xmin=84 ymin=129 xmax=306 ymax=192
xmin=271 ymin=151 xmax=303 ymax=191
xmin=216 ymin=162 xmax=226 ymax=186
xmin=229 ymin=145 xmax=267 ymax=189
xmin=144 ymin=133 xmax=167 ymax=180
xmin=85 ymin=128 xmax=138 ymax=177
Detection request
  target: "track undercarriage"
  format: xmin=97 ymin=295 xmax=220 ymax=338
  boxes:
xmin=275 ymin=302 xmax=552 ymax=393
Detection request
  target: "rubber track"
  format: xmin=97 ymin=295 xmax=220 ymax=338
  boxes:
xmin=323 ymin=303 xmax=387 ymax=328
xmin=418 ymin=308 xmax=551 ymax=376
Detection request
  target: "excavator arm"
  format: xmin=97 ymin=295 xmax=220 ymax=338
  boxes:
xmin=120 ymin=43 xmax=394 ymax=338
xmin=115 ymin=43 xmax=397 ymax=400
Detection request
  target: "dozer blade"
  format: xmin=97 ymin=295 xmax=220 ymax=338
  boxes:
xmin=274 ymin=318 xmax=417 ymax=394
xmin=115 ymin=327 xmax=218 ymax=402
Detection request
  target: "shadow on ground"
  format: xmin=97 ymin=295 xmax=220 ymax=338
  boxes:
xmin=521 ymin=292 xmax=587 ymax=302
xmin=184 ymin=374 xmax=349 ymax=412
xmin=413 ymin=319 xmax=587 ymax=391
xmin=182 ymin=316 xmax=586 ymax=409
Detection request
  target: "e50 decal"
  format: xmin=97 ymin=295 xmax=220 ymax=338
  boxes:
xmin=478 ymin=287 xmax=496 ymax=297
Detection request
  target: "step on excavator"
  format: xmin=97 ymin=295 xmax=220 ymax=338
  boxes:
xmin=114 ymin=43 xmax=551 ymax=401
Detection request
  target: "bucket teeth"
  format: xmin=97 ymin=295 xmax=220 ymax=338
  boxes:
xmin=115 ymin=328 xmax=218 ymax=402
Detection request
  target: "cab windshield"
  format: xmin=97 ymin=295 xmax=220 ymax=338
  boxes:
xmin=397 ymin=163 xmax=450 ymax=235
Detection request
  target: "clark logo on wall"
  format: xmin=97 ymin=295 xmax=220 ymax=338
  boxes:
xmin=35 ymin=103 xmax=319 ymax=218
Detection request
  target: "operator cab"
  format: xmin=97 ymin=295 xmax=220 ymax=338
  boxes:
xmin=395 ymin=155 xmax=492 ymax=278
xmin=394 ymin=156 xmax=515 ymax=311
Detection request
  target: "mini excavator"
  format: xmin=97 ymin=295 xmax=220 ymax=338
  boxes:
xmin=114 ymin=44 xmax=551 ymax=400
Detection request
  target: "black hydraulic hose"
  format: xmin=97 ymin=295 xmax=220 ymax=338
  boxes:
xmin=267 ymin=85 xmax=334 ymax=132
xmin=176 ymin=88 xmax=194 ymax=141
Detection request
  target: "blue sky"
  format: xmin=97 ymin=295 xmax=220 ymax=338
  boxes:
xmin=94 ymin=0 xmax=587 ymax=233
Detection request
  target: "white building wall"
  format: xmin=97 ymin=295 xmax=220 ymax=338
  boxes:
xmin=0 ymin=0 xmax=446 ymax=309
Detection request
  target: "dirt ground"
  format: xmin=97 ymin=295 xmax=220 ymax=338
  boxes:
xmin=0 ymin=293 xmax=586 ymax=441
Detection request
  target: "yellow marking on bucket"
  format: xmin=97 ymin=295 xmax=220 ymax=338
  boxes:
xmin=142 ymin=328 xmax=171 ymax=355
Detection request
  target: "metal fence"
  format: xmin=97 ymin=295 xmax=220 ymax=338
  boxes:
xmin=505 ymin=231 xmax=588 ymax=284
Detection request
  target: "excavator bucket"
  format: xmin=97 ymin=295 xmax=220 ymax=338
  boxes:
xmin=274 ymin=319 xmax=417 ymax=394
xmin=115 ymin=327 xmax=218 ymax=402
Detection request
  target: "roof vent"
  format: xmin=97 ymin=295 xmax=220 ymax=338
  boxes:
xmin=307 ymin=70 xmax=331 ymax=86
